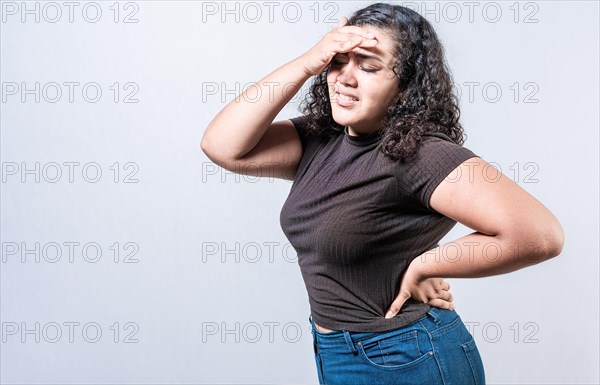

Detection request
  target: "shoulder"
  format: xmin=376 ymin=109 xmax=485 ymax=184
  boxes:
xmin=289 ymin=115 xmax=340 ymax=146
xmin=289 ymin=115 xmax=322 ymax=139
xmin=396 ymin=134 xmax=480 ymax=211
xmin=289 ymin=115 xmax=308 ymax=130
xmin=403 ymin=134 xmax=478 ymax=172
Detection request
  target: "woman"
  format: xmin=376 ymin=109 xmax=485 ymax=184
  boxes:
xmin=201 ymin=3 xmax=564 ymax=384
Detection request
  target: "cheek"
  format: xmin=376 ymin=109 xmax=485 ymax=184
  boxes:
xmin=362 ymin=92 xmax=395 ymax=114
xmin=369 ymin=85 xmax=399 ymax=106
xmin=326 ymin=75 xmax=337 ymax=93
xmin=327 ymin=71 xmax=339 ymax=84
xmin=362 ymin=90 xmax=386 ymax=106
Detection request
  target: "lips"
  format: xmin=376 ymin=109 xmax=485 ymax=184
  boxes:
xmin=336 ymin=92 xmax=359 ymax=101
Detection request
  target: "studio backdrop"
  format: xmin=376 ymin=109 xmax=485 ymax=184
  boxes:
xmin=1 ymin=1 xmax=598 ymax=384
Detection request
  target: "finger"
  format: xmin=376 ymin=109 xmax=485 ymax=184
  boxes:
xmin=348 ymin=39 xmax=378 ymax=51
xmin=434 ymin=289 xmax=453 ymax=302
xmin=434 ymin=286 xmax=450 ymax=296
xmin=442 ymin=280 xmax=450 ymax=291
xmin=413 ymin=291 xmax=429 ymax=304
xmin=336 ymin=16 xmax=348 ymax=28
xmin=334 ymin=32 xmax=377 ymax=49
xmin=331 ymin=35 xmax=367 ymax=54
xmin=385 ymin=290 xmax=410 ymax=319
xmin=320 ymin=51 xmax=336 ymax=65
xmin=337 ymin=25 xmax=376 ymax=40
xmin=359 ymin=38 xmax=378 ymax=47
xmin=433 ymin=279 xmax=449 ymax=294
xmin=427 ymin=298 xmax=455 ymax=310
xmin=443 ymin=291 xmax=453 ymax=302
xmin=428 ymin=281 xmax=443 ymax=296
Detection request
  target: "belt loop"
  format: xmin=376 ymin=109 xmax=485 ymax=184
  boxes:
xmin=343 ymin=331 xmax=358 ymax=355
xmin=427 ymin=307 xmax=441 ymax=324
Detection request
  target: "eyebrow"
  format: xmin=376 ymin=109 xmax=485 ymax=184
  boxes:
xmin=338 ymin=50 xmax=385 ymax=64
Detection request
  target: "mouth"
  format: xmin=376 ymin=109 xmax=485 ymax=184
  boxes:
xmin=335 ymin=92 xmax=359 ymax=107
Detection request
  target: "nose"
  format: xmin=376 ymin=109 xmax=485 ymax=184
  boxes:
xmin=335 ymin=59 xmax=358 ymax=87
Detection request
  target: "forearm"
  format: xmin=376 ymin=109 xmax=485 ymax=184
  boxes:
xmin=411 ymin=231 xmax=553 ymax=279
xmin=202 ymin=56 xmax=312 ymax=160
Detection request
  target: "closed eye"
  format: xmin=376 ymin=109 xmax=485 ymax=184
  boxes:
xmin=331 ymin=58 xmax=379 ymax=73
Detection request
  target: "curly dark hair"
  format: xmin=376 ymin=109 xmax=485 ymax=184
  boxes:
xmin=297 ymin=2 xmax=466 ymax=162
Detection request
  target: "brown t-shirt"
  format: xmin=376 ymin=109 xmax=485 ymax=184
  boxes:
xmin=279 ymin=116 xmax=480 ymax=332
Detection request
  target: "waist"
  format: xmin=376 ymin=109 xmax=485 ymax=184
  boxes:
xmin=308 ymin=300 xmax=431 ymax=333
xmin=314 ymin=321 xmax=335 ymax=333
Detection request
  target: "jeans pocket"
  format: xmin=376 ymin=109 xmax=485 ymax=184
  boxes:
xmin=461 ymin=335 xmax=486 ymax=385
xmin=357 ymin=329 xmax=433 ymax=371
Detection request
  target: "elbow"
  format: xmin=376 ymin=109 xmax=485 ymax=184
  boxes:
xmin=200 ymin=121 xmax=217 ymax=157
xmin=502 ymin=217 xmax=565 ymax=264
xmin=200 ymin=136 xmax=210 ymax=156
xmin=541 ymin=220 xmax=565 ymax=260
xmin=526 ymin=219 xmax=565 ymax=262
xmin=200 ymin=132 xmax=218 ymax=161
xmin=200 ymin=128 xmax=210 ymax=154
xmin=200 ymin=138 xmax=220 ymax=166
xmin=200 ymin=128 xmax=242 ymax=163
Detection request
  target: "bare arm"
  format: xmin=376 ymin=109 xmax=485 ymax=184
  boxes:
xmin=200 ymin=17 xmax=378 ymax=181
xmin=201 ymin=57 xmax=311 ymax=162
xmin=200 ymin=56 xmax=310 ymax=181
xmin=411 ymin=156 xmax=565 ymax=279
xmin=384 ymin=156 xmax=565 ymax=317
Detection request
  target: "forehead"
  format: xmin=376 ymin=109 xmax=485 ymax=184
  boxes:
xmin=354 ymin=25 xmax=396 ymax=60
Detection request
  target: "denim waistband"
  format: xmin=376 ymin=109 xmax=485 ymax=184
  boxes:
xmin=309 ymin=307 xmax=457 ymax=355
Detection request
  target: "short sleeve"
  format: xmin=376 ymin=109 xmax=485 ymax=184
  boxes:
xmin=289 ymin=115 xmax=310 ymax=152
xmin=397 ymin=136 xmax=480 ymax=211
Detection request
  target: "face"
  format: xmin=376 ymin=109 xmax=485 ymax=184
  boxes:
xmin=327 ymin=26 xmax=400 ymax=135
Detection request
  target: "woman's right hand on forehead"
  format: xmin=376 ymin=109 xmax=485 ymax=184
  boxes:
xmin=299 ymin=16 xmax=378 ymax=77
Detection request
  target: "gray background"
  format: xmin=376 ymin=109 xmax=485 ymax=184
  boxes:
xmin=1 ymin=1 xmax=598 ymax=384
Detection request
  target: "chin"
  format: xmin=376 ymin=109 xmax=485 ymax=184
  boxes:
xmin=331 ymin=116 xmax=350 ymax=128
xmin=330 ymin=108 xmax=355 ymax=124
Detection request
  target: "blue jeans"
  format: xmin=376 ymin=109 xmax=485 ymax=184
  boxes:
xmin=309 ymin=307 xmax=486 ymax=385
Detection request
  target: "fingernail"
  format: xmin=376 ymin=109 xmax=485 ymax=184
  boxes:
xmin=385 ymin=311 xmax=394 ymax=319
xmin=366 ymin=32 xmax=374 ymax=38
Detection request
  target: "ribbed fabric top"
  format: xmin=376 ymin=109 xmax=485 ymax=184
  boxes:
xmin=279 ymin=116 xmax=480 ymax=332
xmin=344 ymin=125 xmax=381 ymax=147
